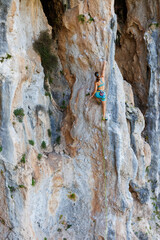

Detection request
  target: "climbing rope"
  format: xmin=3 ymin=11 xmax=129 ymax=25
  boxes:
xmin=101 ymin=119 xmax=108 ymax=239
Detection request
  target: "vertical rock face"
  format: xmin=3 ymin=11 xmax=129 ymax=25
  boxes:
xmin=0 ymin=1 xmax=159 ymax=240
xmin=0 ymin=0 xmax=55 ymax=239
xmin=115 ymin=0 xmax=160 ymax=112
xmin=115 ymin=1 xmax=160 ymax=238
xmin=144 ymin=24 xmax=160 ymax=211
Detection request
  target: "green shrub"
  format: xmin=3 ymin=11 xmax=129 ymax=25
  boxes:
xmin=37 ymin=153 xmax=42 ymax=160
xmin=0 ymin=57 xmax=4 ymax=63
xmin=45 ymin=91 xmax=51 ymax=99
xmin=88 ymin=17 xmax=94 ymax=23
xmin=29 ymin=140 xmax=34 ymax=146
xmin=6 ymin=53 xmax=12 ymax=59
xmin=18 ymin=185 xmax=26 ymax=189
xmin=0 ymin=217 xmax=5 ymax=225
xmin=0 ymin=146 xmax=2 ymax=152
xmin=14 ymin=165 xmax=18 ymax=170
xmin=0 ymin=53 xmax=12 ymax=63
xmin=87 ymin=13 xmax=94 ymax=23
xmin=8 ymin=186 xmax=16 ymax=192
xmin=61 ymin=100 xmax=66 ymax=110
xmin=32 ymin=177 xmax=36 ymax=186
xmin=14 ymin=108 xmax=25 ymax=122
xmin=78 ymin=14 xmax=85 ymax=23
xmin=33 ymin=31 xmax=58 ymax=75
xmin=60 ymin=70 xmax=64 ymax=75
xmin=49 ymin=76 xmax=53 ymax=84
xmin=47 ymin=129 xmax=51 ymax=138
xmin=149 ymin=22 xmax=159 ymax=28
xmin=67 ymin=193 xmax=76 ymax=201
xmin=21 ymin=154 xmax=26 ymax=163
xmin=65 ymin=224 xmax=72 ymax=230
xmin=41 ymin=141 xmax=47 ymax=149
xmin=56 ymin=136 xmax=61 ymax=145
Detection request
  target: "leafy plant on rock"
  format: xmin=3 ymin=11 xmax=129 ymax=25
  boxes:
xmin=151 ymin=196 xmax=160 ymax=220
xmin=14 ymin=108 xmax=25 ymax=122
xmin=87 ymin=13 xmax=94 ymax=23
xmin=29 ymin=140 xmax=34 ymax=146
xmin=18 ymin=185 xmax=26 ymax=189
xmin=33 ymin=31 xmax=58 ymax=103
xmin=61 ymin=100 xmax=66 ymax=110
xmin=37 ymin=153 xmax=42 ymax=160
xmin=47 ymin=129 xmax=51 ymax=138
xmin=45 ymin=91 xmax=51 ymax=99
xmin=6 ymin=53 xmax=12 ymax=59
xmin=56 ymin=136 xmax=61 ymax=145
xmin=0 ymin=53 xmax=12 ymax=63
xmin=0 ymin=217 xmax=5 ymax=225
xmin=32 ymin=177 xmax=36 ymax=186
xmin=60 ymin=70 xmax=64 ymax=75
xmin=149 ymin=22 xmax=159 ymax=28
xmin=8 ymin=186 xmax=16 ymax=193
xmin=65 ymin=224 xmax=72 ymax=230
xmin=78 ymin=14 xmax=85 ymax=24
xmin=41 ymin=141 xmax=47 ymax=149
xmin=67 ymin=192 xmax=76 ymax=201
xmin=33 ymin=31 xmax=58 ymax=77
xmin=21 ymin=154 xmax=26 ymax=164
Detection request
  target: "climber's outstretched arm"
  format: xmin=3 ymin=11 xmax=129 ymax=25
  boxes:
xmin=101 ymin=60 xmax=106 ymax=78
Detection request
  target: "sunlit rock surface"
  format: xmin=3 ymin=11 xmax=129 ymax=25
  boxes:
xmin=0 ymin=0 xmax=159 ymax=239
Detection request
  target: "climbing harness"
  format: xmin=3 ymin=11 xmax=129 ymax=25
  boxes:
xmin=99 ymin=90 xmax=105 ymax=97
xmin=101 ymin=119 xmax=108 ymax=239
xmin=94 ymin=90 xmax=106 ymax=101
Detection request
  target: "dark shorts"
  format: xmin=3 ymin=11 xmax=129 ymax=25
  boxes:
xmin=94 ymin=90 xmax=106 ymax=101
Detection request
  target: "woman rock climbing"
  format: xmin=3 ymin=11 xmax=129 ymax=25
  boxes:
xmin=89 ymin=60 xmax=107 ymax=120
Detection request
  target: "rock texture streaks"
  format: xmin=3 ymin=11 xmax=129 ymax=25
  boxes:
xmin=0 ymin=0 xmax=159 ymax=240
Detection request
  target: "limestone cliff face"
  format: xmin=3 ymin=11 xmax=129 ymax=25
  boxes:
xmin=0 ymin=0 xmax=159 ymax=240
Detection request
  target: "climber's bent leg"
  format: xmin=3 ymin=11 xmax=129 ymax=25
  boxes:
xmin=94 ymin=96 xmax=101 ymax=104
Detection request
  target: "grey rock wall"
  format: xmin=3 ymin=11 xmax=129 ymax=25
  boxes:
xmin=0 ymin=0 xmax=159 ymax=240
xmin=0 ymin=0 xmax=11 ymax=54
xmin=145 ymin=27 xmax=160 ymax=190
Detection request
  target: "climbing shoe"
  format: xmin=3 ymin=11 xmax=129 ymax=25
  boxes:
xmin=102 ymin=116 xmax=108 ymax=121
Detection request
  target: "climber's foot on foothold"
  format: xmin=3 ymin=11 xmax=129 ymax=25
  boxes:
xmin=102 ymin=116 xmax=108 ymax=121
